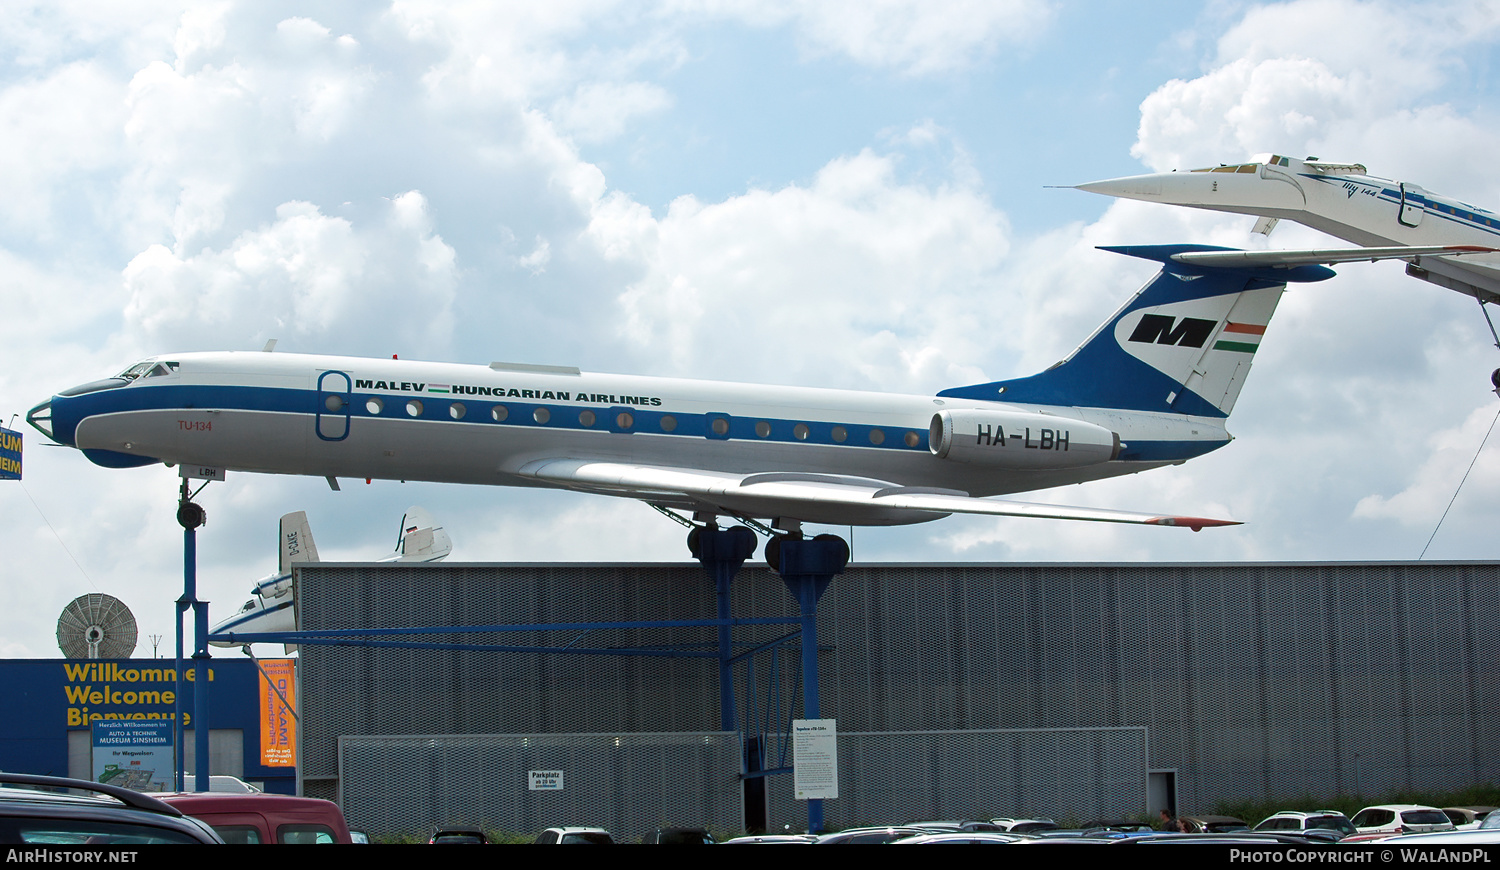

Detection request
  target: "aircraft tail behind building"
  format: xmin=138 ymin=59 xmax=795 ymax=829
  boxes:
xmin=939 ymin=245 xmax=1336 ymax=418
xmin=383 ymin=506 xmax=453 ymax=562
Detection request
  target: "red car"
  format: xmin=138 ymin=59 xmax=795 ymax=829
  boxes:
xmin=158 ymin=792 xmax=354 ymax=844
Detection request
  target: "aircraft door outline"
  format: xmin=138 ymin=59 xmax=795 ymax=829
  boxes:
xmin=1399 ymin=182 xmax=1426 ymax=228
xmin=315 ymin=370 xmax=352 ymax=442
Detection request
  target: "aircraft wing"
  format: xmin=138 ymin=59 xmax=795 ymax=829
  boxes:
xmin=1168 ymin=245 xmax=1498 ymax=268
xmin=277 ymin=511 xmax=319 ymax=575
xmin=517 ymin=459 xmax=1238 ymax=530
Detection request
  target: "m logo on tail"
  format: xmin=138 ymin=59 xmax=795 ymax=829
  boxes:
xmin=1127 ymin=315 xmax=1216 ymax=348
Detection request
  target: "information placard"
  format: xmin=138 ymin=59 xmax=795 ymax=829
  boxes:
xmin=92 ymin=720 xmax=174 ymax=792
xmin=792 ymin=718 xmax=838 ymax=800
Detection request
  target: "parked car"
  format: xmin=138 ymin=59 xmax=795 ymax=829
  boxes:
xmin=1380 ymin=829 xmax=1500 ymax=845
xmin=1180 ymin=814 xmax=1248 ymax=834
xmin=1254 ymin=810 xmax=1356 ymax=840
xmin=159 ymin=791 xmax=354 ymax=843
xmin=429 ymin=824 xmax=488 ymax=844
xmin=534 ymin=826 xmax=614 ymax=844
xmin=640 ymin=826 xmax=715 ymax=844
xmin=892 ymin=831 xmax=1025 ymax=844
xmin=1347 ymin=804 xmax=1455 ymax=840
xmin=1082 ymin=820 xmax=1153 ymax=834
xmin=816 ymin=826 xmax=928 ymax=844
xmin=1442 ymin=806 xmax=1497 ymax=830
xmin=181 ymin=774 xmax=263 ymax=794
xmin=990 ymin=818 xmax=1061 ymax=834
xmin=0 ymin=772 xmax=223 ymax=845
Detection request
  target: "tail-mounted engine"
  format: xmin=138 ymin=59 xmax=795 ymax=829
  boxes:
xmin=929 ymin=409 xmax=1120 ymax=470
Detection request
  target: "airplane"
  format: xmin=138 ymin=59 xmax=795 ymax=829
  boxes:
xmin=1073 ymin=153 xmax=1500 ymax=306
xmin=28 ymin=244 xmax=1425 ymax=549
xmin=209 ymin=506 xmax=451 ymax=648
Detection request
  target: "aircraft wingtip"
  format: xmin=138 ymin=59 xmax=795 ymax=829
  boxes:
xmin=1149 ymin=516 xmax=1242 ymax=530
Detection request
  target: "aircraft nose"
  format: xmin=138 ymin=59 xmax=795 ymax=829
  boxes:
xmin=1074 ymin=175 xmax=1169 ymax=199
xmin=1074 ymin=168 xmax=1306 ymax=210
xmin=30 ymin=377 xmax=132 ymax=449
xmin=25 ymin=398 xmax=61 ymax=444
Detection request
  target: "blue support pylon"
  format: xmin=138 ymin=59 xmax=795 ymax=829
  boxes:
xmin=175 ymin=482 xmax=210 ymax=793
xmin=687 ymin=526 xmax=758 ymax=733
xmin=769 ymin=535 xmax=848 ymax=835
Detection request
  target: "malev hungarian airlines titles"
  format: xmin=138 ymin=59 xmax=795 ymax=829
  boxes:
xmin=30 ymin=244 xmax=1486 ymax=544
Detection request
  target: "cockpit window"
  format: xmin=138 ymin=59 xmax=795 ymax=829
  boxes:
xmin=1191 ymin=156 xmax=1291 ymax=173
xmin=116 ymin=361 xmax=179 ymax=381
xmin=238 ymin=600 xmax=258 ymax=613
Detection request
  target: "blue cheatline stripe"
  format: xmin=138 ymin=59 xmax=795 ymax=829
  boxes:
xmin=58 ymin=383 xmax=934 ymax=452
xmin=55 ymin=382 xmax=1228 ymax=463
xmin=1303 ymin=174 xmax=1500 ymax=237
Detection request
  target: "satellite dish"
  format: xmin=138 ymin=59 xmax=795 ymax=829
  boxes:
xmin=57 ymin=593 xmax=138 ymax=659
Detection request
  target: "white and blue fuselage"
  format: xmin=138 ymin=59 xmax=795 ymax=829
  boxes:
xmin=30 ymin=245 xmax=1338 ymax=530
xmin=1076 ymin=154 xmax=1500 ymax=303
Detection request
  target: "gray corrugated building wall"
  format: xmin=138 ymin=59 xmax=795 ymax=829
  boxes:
xmin=296 ymin=561 xmax=1500 ymax=834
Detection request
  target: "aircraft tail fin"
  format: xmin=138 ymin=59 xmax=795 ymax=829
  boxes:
xmin=277 ymin=511 xmax=319 ymax=575
xmin=388 ymin=506 xmax=453 ymax=563
xmin=939 ymin=245 xmax=1336 ymax=418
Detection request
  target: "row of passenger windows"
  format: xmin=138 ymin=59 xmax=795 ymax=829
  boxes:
xmin=325 ymin=394 xmax=922 ymax=446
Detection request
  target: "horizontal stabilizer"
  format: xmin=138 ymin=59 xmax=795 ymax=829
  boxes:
xmin=943 ymin=244 xmax=1334 ymax=418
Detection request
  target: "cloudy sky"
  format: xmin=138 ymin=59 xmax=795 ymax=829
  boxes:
xmin=4 ymin=0 xmax=1500 ymax=658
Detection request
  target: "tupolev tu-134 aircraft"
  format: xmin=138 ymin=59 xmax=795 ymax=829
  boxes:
xmin=1075 ymin=153 xmax=1500 ymax=305
xmin=30 ymin=244 xmax=1463 ymax=535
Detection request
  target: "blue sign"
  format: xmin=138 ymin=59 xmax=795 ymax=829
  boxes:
xmin=93 ymin=720 xmax=174 ymax=792
xmin=0 ymin=427 xmax=19 ymax=480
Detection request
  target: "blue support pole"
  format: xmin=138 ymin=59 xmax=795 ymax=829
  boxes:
xmin=687 ymin=526 xmax=757 ymax=734
xmin=193 ymin=598 xmax=210 ymax=794
xmin=176 ymin=484 xmax=209 ymax=792
xmin=173 ymin=578 xmax=186 ymax=792
xmin=771 ymin=535 xmax=848 ymax=835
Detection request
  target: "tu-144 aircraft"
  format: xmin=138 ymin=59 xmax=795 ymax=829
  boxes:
xmin=1074 ymin=153 xmax=1500 ymax=305
xmin=31 ymin=244 xmax=1472 ymax=548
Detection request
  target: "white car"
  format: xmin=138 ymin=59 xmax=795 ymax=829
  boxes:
xmin=1348 ymin=804 xmax=1454 ymax=839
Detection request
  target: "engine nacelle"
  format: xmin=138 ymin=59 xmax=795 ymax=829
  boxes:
xmin=252 ymin=572 xmax=293 ymax=600
xmin=929 ymin=409 xmax=1120 ymax=470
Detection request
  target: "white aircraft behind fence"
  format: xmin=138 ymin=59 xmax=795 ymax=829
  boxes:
xmin=208 ymin=506 xmax=451 ymax=648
